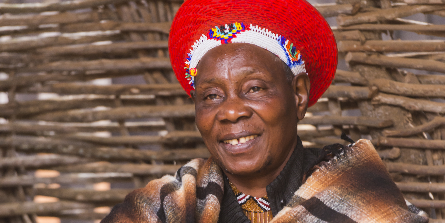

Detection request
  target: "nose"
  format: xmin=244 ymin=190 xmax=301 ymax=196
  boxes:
xmin=216 ymin=96 xmax=253 ymax=123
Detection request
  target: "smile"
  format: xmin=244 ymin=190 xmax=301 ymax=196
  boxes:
xmin=223 ymin=135 xmax=258 ymax=145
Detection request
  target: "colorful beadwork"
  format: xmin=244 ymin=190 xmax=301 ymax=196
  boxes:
xmin=183 ymin=22 xmax=306 ymax=89
xmin=229 ymin=181 xmax=273 ymax=223
xmin=209 ymin=22 xmax=246 ymax=44
xmin=282 ymin=37 xmax=303 ymax=64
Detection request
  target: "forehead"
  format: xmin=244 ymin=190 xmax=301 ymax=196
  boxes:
xmin=199 ymin=43 xmax=278 ymax=65
xmin=196 ymin=43 xmax=285 ymax=81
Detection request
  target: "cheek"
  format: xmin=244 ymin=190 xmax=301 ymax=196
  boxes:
xmin=252 ymin=98 xmax=294 ymax=124
xmin=195 ymin=107 xmax=215 ymax=136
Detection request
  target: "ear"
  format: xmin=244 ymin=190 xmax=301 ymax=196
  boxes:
xmin=292 ymin=73 xmax=310 ymax=121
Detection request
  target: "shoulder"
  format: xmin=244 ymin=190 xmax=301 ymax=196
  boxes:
xmin=296 ymin=139 xmax=428 ymax=222
xmin=101 ymin=158 xmax=210 ymax=223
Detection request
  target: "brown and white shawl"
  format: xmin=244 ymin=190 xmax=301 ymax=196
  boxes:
xmin=101 ymin=139 xmax=429 ymax=223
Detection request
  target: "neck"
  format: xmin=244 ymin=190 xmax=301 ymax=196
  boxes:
xmin=224 ymin=146 xmax=296 ymax=198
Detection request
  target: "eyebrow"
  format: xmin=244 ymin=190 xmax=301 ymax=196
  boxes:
xmin=195 ymin=77 xmax=224 ymax=90
xmin=199 ymin=77 xmax=219 ymax=85
xmin=235 ymin=67 xmax=261 ymax=76
xmin=195 ymin=67 xmax=263 ymax=88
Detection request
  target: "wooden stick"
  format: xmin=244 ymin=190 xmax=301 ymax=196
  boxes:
xmin=333 ymin=30 xmax=367 ymax=42
xmin=409 ymin=200 xmax=445 ymax=209
xmin=397 ymin=182 xmax=445 ymax=193
xmin=18 ymin=57 xmax=172 ymax=72
xmin=378 ymin=147 xmax=401 ymax=159
xmin=0 ymin=25 xmax=60 ymax=36
xmin=0 ymin=11 xmax=113 ymax=26
xmin=386 ymin=52 xmax=445 ymax=60
xmin=0 ymin=201 xmax=93 ymax=217
xmin=403 ymin=0 xmax=445 ymax=4
xmin=334 ymin=69 xmax=368 ymax=85
xmin=337 ymin=5 xmax=442 ymax=26
xmin=55 ymin=162 xmax=181 ymax=175
xmin=299 ymin=116 xmax=394 ymax=128
xmin=370 ymin=78 xmax=445 ymax=98
xmin=30 ymin=104 xmax=195 ymax=122
xmin=0 ymin=97 xmax=160 ymax=117
xmin=417 ymin=74 xmax=445 ymax=85
xmin=346 ymin=52 xmax=445 ymax=73
xmin=0 ymin=154 xmax=92 ymax=168
xmin=34 ymin=188 xmax=132 ymax=203
xmin=0 ymin=52 xmax=34 ymax=66
xmin=428 ymin=10 xmax=445 ymax=17
xmin=0 ymin=134 xmax=95 ymax=151
xmin=1 ymin=135 xmax=210 ymax=161
xmin=0 ymin=0 xmax=136 ymax=14
xmin=314 ymin=4 xmax=357 ymax=17
xmin=60 ymin=21 xmax=171 ymax=34
xmin=372 ymin=93 xmax=445 ymax=114
xmin=409 ymin=53 xmax=445 ymax=63
xmin=339 ymin=40 xmax=445 ymax=52
xmin=339 ymin=24 xmax=445 ymax=32
xmin=37 ymin=40 xmax=169 ymax=56
xmin=0 ymin=173 xmax=133 ymax=187
xmin=0 ymin=97 xmax=130 ymax=117
xmin=386 ymin=162 xmax=445 ymax=175
xmin=0 ymin=121 xmax=165 ymax=134
xmin=322 ymin=85 xmax=372 ymax=100
xmin=307 ymin=100 xmax=359 ymax=113
xmin=337 ymin=23 xmax=445 ymax=38
xmin=7 ymin=20 xmax=171 ymax=38
xmin=0 ymin=201 xmax=94 ymax=217
xmin=383 ymin=117 xmax=445 ymax=137
xmin=377 ymin=137 xmax=445 ymax=150
xmin=0 ymin=33 xmax=122 ymax=52
xmin=307 ymin=101 xmax=329 ymax=113
xmin=47 ymin=83 xmax=183 ymax=95
xmin=0 ymin=72 xmax=71 ymax=91
xmin=0 ymin=70 xmax=161 ymax=91
xmin=0 ymin=72 xmax=80 ymax=91
xmin=62 ymin=131 xmax=204 ymax=145
xmin=51 ymin=211 xmax=106 ymax=221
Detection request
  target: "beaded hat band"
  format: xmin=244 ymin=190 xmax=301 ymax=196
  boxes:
xmin=169 ymin=0 xmax=338 ymax=107
xmin=185 ymin=22 xmax=306 ymax=88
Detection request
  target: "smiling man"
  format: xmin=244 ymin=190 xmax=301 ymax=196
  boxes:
xmin=101 ymin=0 xmax=428 ymax=222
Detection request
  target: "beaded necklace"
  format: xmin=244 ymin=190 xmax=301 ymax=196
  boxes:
xmin=228 ymin=181 xmax=273 ymax=223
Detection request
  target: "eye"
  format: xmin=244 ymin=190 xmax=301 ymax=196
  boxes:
xmin=205 ymin=94 xmax=221 ymax=100
xmin=248 ymin=86 xmax=263 ymax=93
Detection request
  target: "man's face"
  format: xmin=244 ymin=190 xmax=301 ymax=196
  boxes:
xmin=193 ymin=43 xmax=301 ymax=177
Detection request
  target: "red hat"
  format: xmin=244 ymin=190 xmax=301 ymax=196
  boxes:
xmin=168 ymin=0 xmax=337 ymax=107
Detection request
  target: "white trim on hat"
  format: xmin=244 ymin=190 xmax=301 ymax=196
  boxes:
xmin=185 ymin=23 xmax=306 ymax=88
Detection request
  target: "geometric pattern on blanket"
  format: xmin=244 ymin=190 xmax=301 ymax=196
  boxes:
xmin=101 ymin=139 xmax=429 ymax=223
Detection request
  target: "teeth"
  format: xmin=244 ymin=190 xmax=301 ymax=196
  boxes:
xmin=224 ymin=135 xmax=257 ymax=145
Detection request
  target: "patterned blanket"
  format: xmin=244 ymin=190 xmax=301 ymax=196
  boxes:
xmin=102 ymin=139 xmax=429 ymax=222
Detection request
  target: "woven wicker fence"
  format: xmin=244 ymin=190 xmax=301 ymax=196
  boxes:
xmin=0 ymin=0 xmax=444 ymax=222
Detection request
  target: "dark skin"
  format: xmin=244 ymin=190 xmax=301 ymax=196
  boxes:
xmin=191 ymin=43 xmax=310 ymax=197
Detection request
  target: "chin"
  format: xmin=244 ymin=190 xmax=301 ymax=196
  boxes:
xmin=220 ymin=156 xmax=271 ymax=177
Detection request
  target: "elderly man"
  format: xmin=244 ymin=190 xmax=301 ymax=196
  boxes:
xmin=102 ymin=0 xmax=428 ymax=222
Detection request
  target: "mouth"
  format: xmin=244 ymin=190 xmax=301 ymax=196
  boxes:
xmin=223 ymin=135 xmax=258 ymax=146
